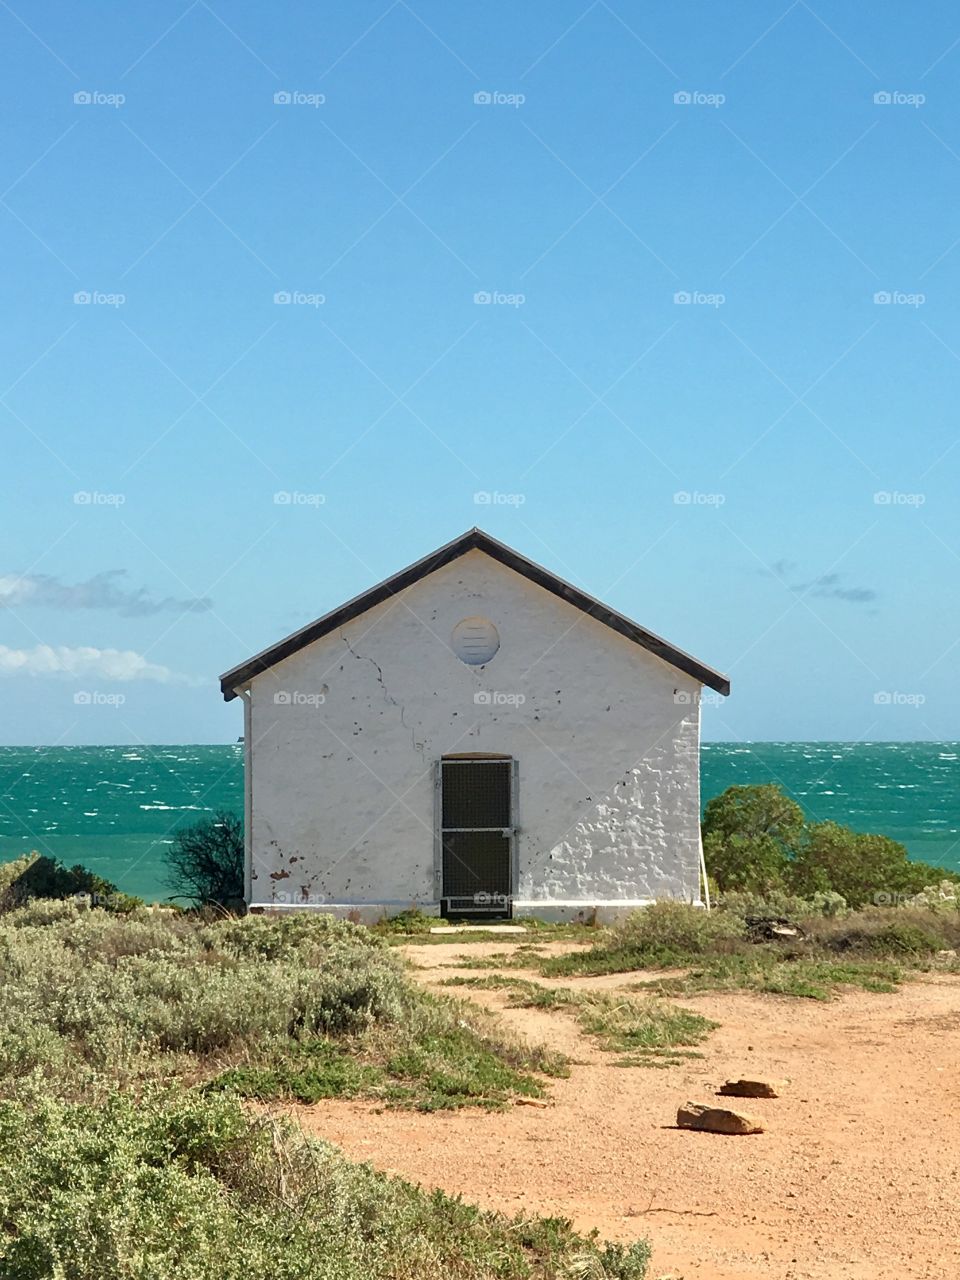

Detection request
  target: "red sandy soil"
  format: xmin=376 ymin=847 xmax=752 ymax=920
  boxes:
xmin=288 ymin=940 xmax=960 ymax=1280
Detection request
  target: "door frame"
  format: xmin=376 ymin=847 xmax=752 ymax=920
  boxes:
xmin=434 ymin=756 xmax=519 ymax=916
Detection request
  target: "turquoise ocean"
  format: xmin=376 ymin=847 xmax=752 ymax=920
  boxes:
xmin=0 ymin=743 xmax=957 ymax=901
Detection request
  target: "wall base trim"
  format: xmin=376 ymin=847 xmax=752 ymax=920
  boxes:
xmin=247 ymin=898 xmax=702 ymax=925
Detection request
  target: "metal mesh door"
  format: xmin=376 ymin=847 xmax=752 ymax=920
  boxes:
xmin=440 ymin=760 xmax=513 ymax=916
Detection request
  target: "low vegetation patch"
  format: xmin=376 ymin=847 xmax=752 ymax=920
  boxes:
xmin=452 ymin=944 xmax=548 ymax=970
xmin=540 ymin=901 xmax=749 ymax=978
xmin=801 ymin=908 xmax=958 ymax=956
xmin=628 ymin=954 xmax=904 ymax=1002
xmin=612 ymin=1049 xmax=706 ymax=1069
xmin=0 ymin=903 xmax=564 ymax=1110
xmin=0 ymin=1089 xmax=651 ymax=1280
xmin=442 ymin=974 xmax=717 ymax=1055
xmin=533 ymin=900 xmax=957 ymax=998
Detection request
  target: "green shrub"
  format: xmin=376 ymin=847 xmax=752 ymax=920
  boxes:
xmin=0 ymin=853 xmax=142 ymax=913
xmin=214 ymin=909 xmax=385 ymax=961
xmin=702 ymin=784 xmax=805 ymax=893
xmin=787 ymin=822 xmax=951 ymax=908
xmin=702 ymin=784 xmax=960 ymax=907
xmin=702 ymin=832 xmax=790 ymax=895
xmin=0 ymin=1090 xmax=651 ymax=1280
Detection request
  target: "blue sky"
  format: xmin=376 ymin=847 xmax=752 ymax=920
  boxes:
xmin=3 ymin=0 xmax=960 ymax=745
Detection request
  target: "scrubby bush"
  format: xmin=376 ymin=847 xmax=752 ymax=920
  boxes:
xmin=541 ymin=901 xmax=748 ymax=976
xmin=615 ymin=900 xmax=746 ymax=956
xmin=0 ymin=908 xmax=404 ymax=1086
xmin=165 ymin=811 xmax=244 ymax=910
xmin=373 ymin=907 xmax=441 ymax=935
xmin=910 ymin=880 xmax=960 ymax=907
xmin=717 ymin=889 xmax=848 ymax=921
xmin=703 ymin=784 xmax=959 ymax=907
xmin=0 ymin=905 xmax=559 ymax=1109
xmin=0 ymin=1090 xmax=650 ymax=1280
xmin=802 ymin=907 xmax=960 ymax=956
xmin=702 ymin=784 xmax=805 ymax=893
xmin=788 ymin=821 xmax=947 ymax=908
xmin=0 ymin=852 xmax=142 ymax=913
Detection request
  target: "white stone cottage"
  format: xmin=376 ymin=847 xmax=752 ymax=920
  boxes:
xmin=220 ymin=529 xmax=729 ymax=921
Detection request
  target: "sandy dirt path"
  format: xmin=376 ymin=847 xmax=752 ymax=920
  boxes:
xmin=290 ymin=940 xmax=960 ymax=1280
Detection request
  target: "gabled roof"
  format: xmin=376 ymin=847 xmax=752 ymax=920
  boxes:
xmin=219 ymin=528 xmax=730 ymax=700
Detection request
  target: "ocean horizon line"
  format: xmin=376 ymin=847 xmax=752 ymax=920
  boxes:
xmin=1 ymin=739 xmax=959 ymax=750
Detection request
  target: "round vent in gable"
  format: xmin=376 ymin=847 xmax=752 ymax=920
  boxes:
xmin=451 ymin=616 xmax=500 ymax=665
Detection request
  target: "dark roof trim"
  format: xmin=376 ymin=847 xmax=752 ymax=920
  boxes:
xmin=219 ymin=528 xmax=730 ymax=700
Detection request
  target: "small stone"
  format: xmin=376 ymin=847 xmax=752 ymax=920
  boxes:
xmin=718 ymin=1077 xmax=786 ymax=1099
xmin=677 ymin=1101 xmax=764 ymax=1135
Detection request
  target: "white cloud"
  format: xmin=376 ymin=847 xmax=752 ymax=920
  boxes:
xmin=0 ymin=571 xmax=211 ymax=617
xmin=0 ymin=644 xmax=189 ymax=683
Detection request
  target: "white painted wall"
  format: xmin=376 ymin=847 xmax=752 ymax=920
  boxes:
xmin=242 ymin=550 xmax=705 ymax=919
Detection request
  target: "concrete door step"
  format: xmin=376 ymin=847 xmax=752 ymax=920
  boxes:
xmin=429 ymin=924 xmax=528 ymax=934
